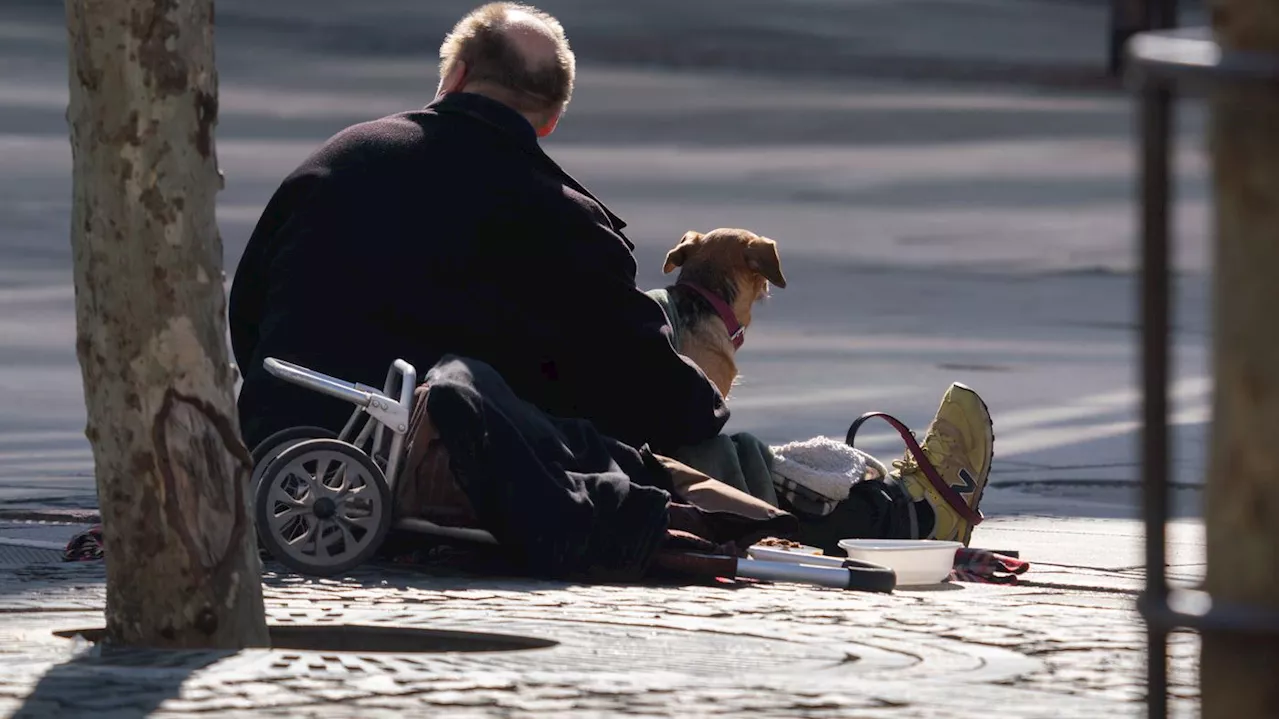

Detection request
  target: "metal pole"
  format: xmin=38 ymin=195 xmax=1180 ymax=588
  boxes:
xmin=1132 ymin=26 xmax=1181 ymax=719
xmin=1111 ymin=0 xmax=1145 ymax=76
xmin=1140 ymin=84 xmax=1172 ymax=719
xmin=1128 ymin=23 xmax=1279 ymax=719
xmin=1112 ymin=0 xmax=1179 ymax=76
xmin=1149 ymin=0 xmax=1178 ymax=29
xmin=1139 ymin=80 xmax=1173 ymax=719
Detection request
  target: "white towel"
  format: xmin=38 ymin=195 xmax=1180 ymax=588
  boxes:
xmin=769 ymin=436 xmax=875 ymax=502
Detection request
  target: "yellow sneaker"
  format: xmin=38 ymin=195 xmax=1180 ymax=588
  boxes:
xmin=896 ymin=383 xmax=993 ymax=545
xmin=845 ymin=383 xmax=993 ymax=545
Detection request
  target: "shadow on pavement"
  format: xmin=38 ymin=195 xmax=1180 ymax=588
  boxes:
xmin=11 ymin=644 xmax=230 ymax=718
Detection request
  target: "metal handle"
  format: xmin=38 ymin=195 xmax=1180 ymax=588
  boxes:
xmin=384 ymin=359 xmax=418 ymax=409
xmin=736 ymin=558 xmax=858 ymax=590
xmin=264 ymin=357 xmax=371 ymax=407
xmin=742 ymin=550 xmax=898 ymax=592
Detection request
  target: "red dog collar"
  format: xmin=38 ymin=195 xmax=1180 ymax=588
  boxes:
xmin=679 ymin=281 xmax=745 ymax=349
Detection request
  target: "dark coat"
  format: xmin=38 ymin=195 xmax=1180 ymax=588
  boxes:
xmin=408 ymin=355 xmax=797 ymax=580
xmin=229 ymin=92 xmax=729 ymax=453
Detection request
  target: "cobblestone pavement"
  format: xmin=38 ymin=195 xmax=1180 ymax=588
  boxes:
xmin=0 ymin=554 xmax=1200 ymax=718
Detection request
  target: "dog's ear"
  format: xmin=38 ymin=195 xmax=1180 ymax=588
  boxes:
xmin=663 ymin=230 xmax=704 ymax=273
xmin=746 ymin=237 xmax=787 ymax=288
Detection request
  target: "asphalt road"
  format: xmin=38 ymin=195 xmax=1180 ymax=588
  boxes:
xmin=0 ymin=0 xmax=1212 ymax=511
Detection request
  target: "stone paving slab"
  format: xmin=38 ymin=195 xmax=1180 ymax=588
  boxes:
xmin=0 ymin=555 xmax=1200 ymax=718
xmin=970 ymin=515 xmax=1204 ymax=593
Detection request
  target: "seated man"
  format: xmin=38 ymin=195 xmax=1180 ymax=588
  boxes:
xmin=230 ymin=2 xmax=993 ymax=551
xmin=230 ymin=2 xmax=727 ymax=457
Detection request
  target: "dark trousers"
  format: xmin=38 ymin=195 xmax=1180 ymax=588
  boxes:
xmin=780 ymin=478 xmax=921 ymax=555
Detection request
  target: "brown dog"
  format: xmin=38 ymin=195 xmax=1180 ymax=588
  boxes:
xmin=646 ymin=228 xmax=786 ymax=398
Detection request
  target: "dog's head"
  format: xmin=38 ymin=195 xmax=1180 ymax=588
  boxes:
xmin=662 ymin=228 xmax=787 ymax=307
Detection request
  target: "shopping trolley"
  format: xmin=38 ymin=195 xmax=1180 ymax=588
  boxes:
xmin=250 ymin=357 xmax=896 ymax=591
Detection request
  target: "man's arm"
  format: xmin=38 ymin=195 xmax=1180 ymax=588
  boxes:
xmin=528 ymin=217 xmax=731 ymax=454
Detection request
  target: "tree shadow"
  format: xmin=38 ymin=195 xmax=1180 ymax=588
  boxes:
xmin=258 ymin=526 xmax=789 ymax=595
xmin=11 ymin=641 xmax=233 ymax=718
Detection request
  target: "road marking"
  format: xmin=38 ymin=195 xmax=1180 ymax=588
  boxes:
xmin=729 ymin=385 xmax=909 ymax=410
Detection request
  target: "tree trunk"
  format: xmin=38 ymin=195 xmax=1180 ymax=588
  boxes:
xmin=1200 ymin=0 xmax=1278 ymax=716
xmin=65 ymin=0 xmax=268 ymax=648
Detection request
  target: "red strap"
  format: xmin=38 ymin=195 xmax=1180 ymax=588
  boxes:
xmin=846 ymin=412 xmax=984 ymax=527
xmin=678 ymin=282 xmax=745 ymax=349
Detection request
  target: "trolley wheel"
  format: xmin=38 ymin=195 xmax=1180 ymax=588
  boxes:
xmin=254 ymin=438 xmax=393 ymax=576
xmin=250 ymin=427 xmax=340 ymax=552
xmin=250 ymin=426 xmax=338 ymax=485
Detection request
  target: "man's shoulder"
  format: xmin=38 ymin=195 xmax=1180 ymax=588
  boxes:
xmin=317 ymin=108 xmax=540 ymax=176
xmin=284 ymin=109 xmax=506 ymax=197
xmin=314 ymin=111 xmax=436 ymax=161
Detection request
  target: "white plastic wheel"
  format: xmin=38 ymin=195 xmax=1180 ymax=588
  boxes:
xmin=254 ymin=438 xmax=392 ymax=576
xmin=249 ymin=426 xmax=338 ymax=495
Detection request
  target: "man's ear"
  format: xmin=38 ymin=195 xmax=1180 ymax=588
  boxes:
xmin=536 ymin=109 xmax=562 ymax=138
xmin=436 ymin=61 xmax=468 ymax=98
xmin=663 ymin=230 xmax=704 ymax=274
xmin=746 ymin=237 xmax=786 ymax=288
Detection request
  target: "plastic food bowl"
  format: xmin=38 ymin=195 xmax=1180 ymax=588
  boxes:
xmin=837 ymin=539 xmax=962 ymax=586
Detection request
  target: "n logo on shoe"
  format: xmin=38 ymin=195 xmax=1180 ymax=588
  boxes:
xmin=956 ymin=468 xmax=978 ymax=497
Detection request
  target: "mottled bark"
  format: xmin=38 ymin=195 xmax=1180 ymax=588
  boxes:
xmin=65 ymin=0 xmax=267 ymax=648
xmin=1200 ymin=0 xmax=1278 ymax=716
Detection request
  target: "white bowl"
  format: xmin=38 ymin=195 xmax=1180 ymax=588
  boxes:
xmin=837 ymin=539 xmax=962 ymax=586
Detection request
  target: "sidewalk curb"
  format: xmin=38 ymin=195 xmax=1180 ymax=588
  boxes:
xmin=0 ymin=508 xmax=100 ymax=524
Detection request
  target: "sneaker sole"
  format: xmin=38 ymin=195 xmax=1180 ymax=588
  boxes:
xmin=951 ymin=382 xmax=995 ymax=544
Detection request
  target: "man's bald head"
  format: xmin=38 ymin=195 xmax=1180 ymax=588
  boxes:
xmin=438 ymin=3 xmax=576 ymax=123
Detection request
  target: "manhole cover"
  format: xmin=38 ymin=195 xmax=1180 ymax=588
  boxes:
xmin=44 ymin=610 xmax=867 ymax=681
xmin=1 ymin=604 xmax=1042 ymax=716
xmin=253 ymin=608 xmax=882 ymax=681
